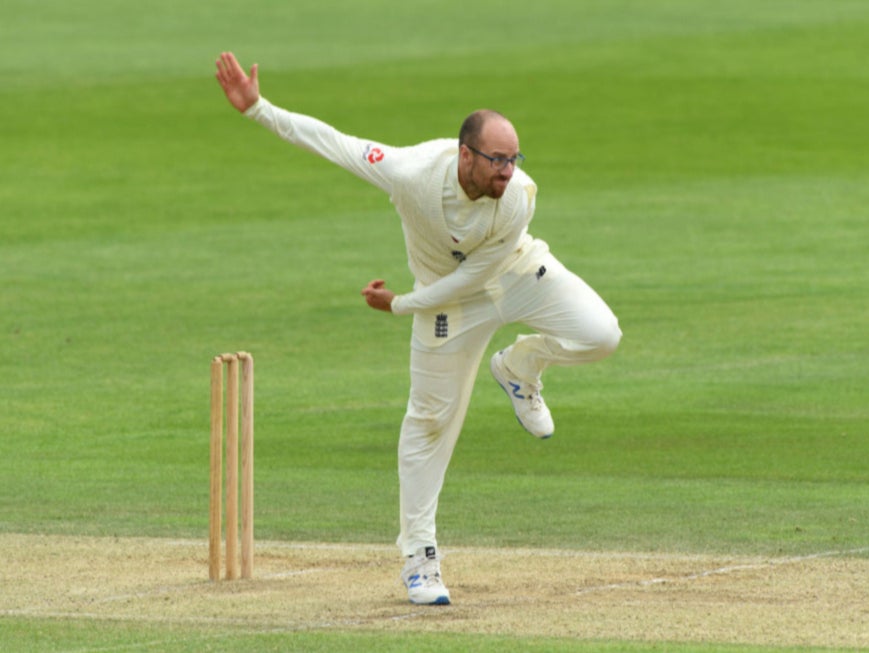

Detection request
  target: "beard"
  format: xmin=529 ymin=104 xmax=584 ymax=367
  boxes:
xmin=461 ymin=158 xmax=513 ymax=200
xmin=485 ymin=175 xmax=510 ymax=199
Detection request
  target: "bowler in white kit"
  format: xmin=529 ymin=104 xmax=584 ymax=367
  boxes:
xmin=216 ymin=51 xmax=622 ymax=605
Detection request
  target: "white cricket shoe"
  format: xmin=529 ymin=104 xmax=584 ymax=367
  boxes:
xmin=490 ymin=349 xmax=554 ymax=438
xmin=401 ymin=546 xmax=451 ymax=605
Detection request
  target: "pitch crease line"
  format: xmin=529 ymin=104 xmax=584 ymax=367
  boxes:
xmin=575 ymin=546 xmax=869 ymax=595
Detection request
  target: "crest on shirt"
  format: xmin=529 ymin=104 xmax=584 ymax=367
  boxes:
xmin=363 ymin=144 xmax=385 ymax=164
xmin=435 ymin=313 xmax=449 ymax=338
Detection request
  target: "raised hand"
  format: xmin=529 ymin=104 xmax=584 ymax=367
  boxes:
xmin=215 ymin=52 xmax=260 ymax=113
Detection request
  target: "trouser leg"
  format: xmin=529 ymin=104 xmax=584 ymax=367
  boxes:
xmin=500 ymin=254 xmax=622 ymax=382
xmin=396 ymin=328 xmax=492 ymax=557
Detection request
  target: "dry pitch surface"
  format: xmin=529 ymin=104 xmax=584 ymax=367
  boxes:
xmin=2 ymin=534 xmax=867 ymax=649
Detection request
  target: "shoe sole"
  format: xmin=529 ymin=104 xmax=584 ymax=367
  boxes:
xmin=490 ymin=354 xmax=553 ymax=439
xmin=410 ymin=595 xmax=451 ymax=605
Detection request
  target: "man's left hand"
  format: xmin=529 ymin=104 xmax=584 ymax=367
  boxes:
xmin=361 ymin=279 xmax=395 ymax=312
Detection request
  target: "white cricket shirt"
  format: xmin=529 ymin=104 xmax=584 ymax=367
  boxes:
xmin=245 ymin=97 xmax=545 ymax=315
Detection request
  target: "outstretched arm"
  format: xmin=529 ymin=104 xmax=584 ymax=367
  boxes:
xmin=215 ymin=51 xmax=260 ymax=113
xmin=217 ymin=52 xmax=396 ymax=194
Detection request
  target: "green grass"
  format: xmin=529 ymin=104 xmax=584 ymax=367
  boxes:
xmin=1 ymin=0 xmax=868 ymax=650
xmin=6 ymin=617 xmax=859 ymax=653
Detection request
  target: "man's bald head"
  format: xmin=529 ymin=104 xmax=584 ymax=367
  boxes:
xmin=459 ymin=109 xmax=510 ymax=149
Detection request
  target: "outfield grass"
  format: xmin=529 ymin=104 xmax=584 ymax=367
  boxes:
xmin=1 ymin=1 xmax=867 ymax=651
xmin=6 ymin=616 xmax=852 ymax=653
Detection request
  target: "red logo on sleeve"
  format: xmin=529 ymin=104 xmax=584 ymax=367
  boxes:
xmin=364 ymin=144 xmax=385 ymax=164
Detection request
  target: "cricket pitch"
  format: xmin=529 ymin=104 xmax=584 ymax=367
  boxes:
xmin=1 ymin=533 xmax=866 ymax=648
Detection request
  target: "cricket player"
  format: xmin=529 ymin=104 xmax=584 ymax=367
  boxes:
xmin=215 ymin=52 xmax=621 ymax=605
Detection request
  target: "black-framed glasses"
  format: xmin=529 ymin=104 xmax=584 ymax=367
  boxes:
xmin=466 ymin=145 xmax=525 ymax=170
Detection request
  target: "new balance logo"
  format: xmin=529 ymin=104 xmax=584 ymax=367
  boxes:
xmin=407 ymin=573 xmax=423 ymax=589
xmin=536 ymin=265 xmax=547 ymax=280
xmin=509 ymin=381 xmax=525 ymax=399
xmin=451 ymin=250 xmax=466 ymax=262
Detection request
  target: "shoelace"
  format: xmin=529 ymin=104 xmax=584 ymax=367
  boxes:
xmin=404 ymin=555 xmax=444 ymax=587
xmin=525 ymin=383 xmax=546 ymax=411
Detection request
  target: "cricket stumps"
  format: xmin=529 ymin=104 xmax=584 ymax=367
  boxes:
xmin=209 ymin=352 xmax=254 ymax=580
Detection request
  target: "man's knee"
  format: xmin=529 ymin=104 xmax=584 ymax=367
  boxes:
xmin=596 ymin=319 xmax=622 ymax=359
xmin=560 ymin=317 xmax=621 ymax=362
xmin=399 ymin=404 xmax=452 ymax=448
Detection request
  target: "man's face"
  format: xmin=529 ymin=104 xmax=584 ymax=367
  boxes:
xmin=460 ymin=117 xmax=520 ymax=200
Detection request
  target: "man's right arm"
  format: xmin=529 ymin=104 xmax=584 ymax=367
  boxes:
xmin=216 ymin=51 xmax=395 ymax=194
xmin=243 ymin=97 xmax=394 ymax=194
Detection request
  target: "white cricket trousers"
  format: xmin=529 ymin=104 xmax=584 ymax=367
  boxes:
xmin=396 ymin=250 xmax=622 ymax=556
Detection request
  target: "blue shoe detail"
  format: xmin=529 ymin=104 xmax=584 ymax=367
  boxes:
xmin=402 ymin=546 xmax=451 ymax=605
xmin=509 ymin=381 xmax=524 ymax=399
xmin=490 ymin=350 xmax=554 ymax=438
